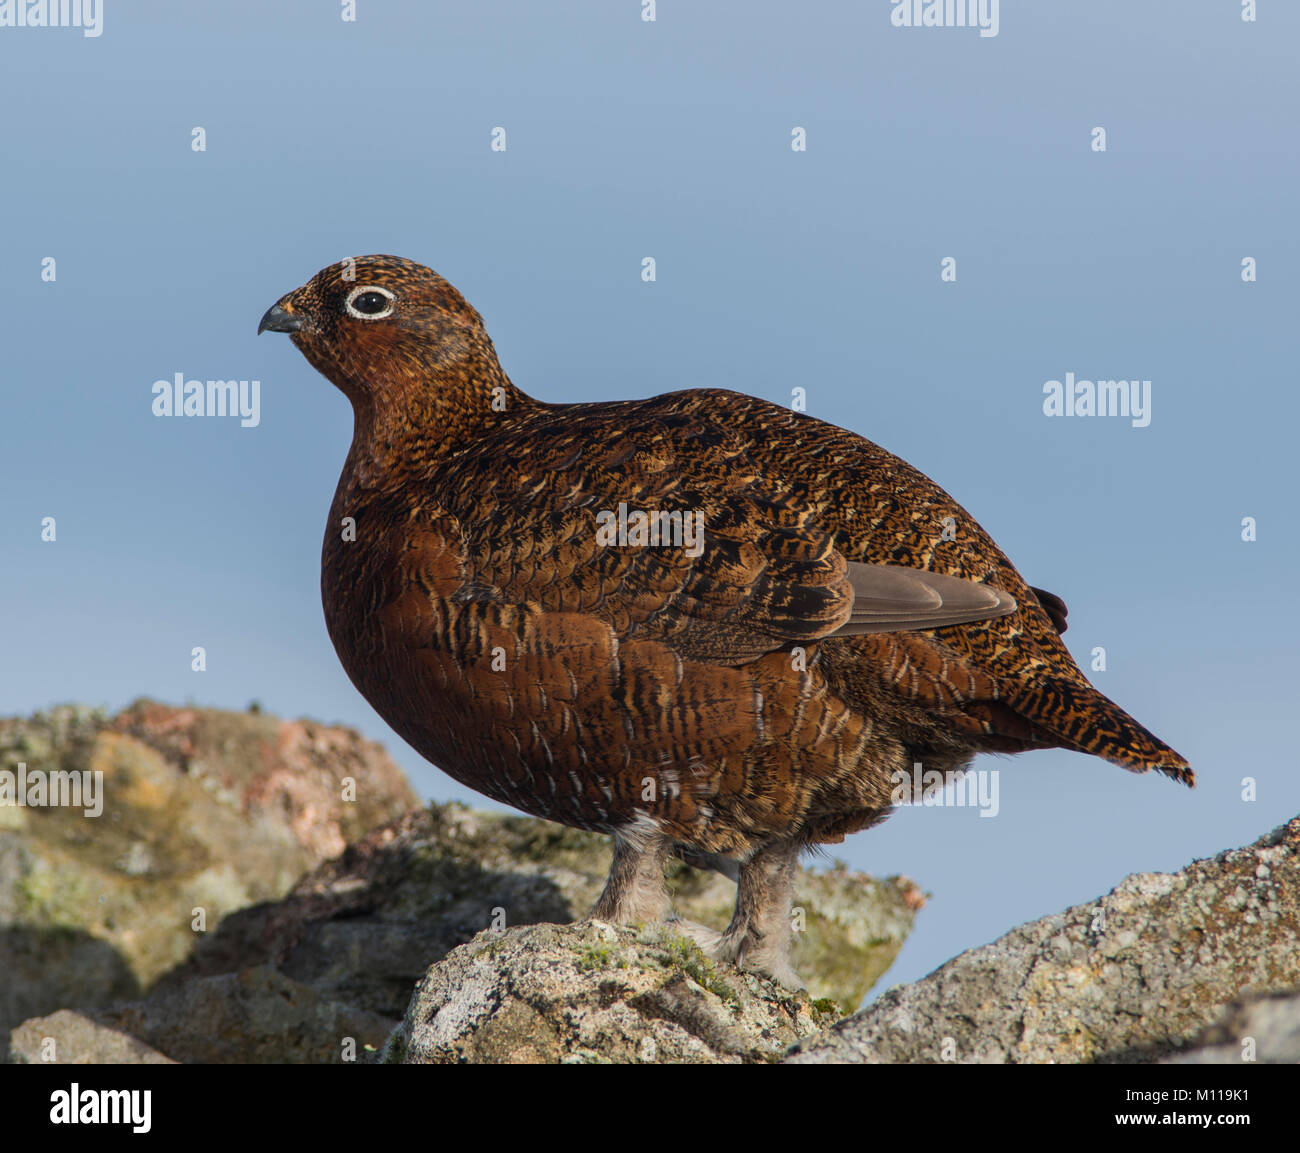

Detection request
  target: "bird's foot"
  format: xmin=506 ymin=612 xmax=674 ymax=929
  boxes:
xmin=668 ymin=917 xmax=804 ymax=990
xmin=665 ymin=917 xmax=723 ymax=954
xmin=707 ymin=921 xmax=806 ymax=991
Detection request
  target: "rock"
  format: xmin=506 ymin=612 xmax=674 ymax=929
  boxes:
xmin=8 ymin=1009 xmax=176 ymax=1064
xmin=2 ymin=698 xmax=915 ymax=1063
xmin=92 ymin=966 xmax=393 ymax=1064
xmin=0 ymin=701 xmax=419 ymax=1036
xmin=7 ymin=697 xmax=1296 ymax=1065
xmin=1160 ymin=991 xmax=1300 ymax=1064
xmin=176 ymin=803 xmax=921 ymax=1019
xmin=384 ymin=921 xmax=842 ymax=1064
xmin=785 ymin=816 xmax=1300 ymax=1064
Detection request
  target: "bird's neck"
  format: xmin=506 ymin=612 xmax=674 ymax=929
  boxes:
xmin=340 ymin=357 xmax=537 ymax=494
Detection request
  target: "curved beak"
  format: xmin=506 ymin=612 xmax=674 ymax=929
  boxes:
xmin=258 ymin=300 xmax=304 ymax=335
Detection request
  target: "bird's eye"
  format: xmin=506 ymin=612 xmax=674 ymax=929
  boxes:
xmin=344 ymin=285 xmax=396 ymax=320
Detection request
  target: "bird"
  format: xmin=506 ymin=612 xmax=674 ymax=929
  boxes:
xmin=259 ymin=255 xmax=1191 ymax=989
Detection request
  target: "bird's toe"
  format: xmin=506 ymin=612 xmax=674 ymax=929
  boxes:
xmin=667 ymin=917 xmax=723 ymax=954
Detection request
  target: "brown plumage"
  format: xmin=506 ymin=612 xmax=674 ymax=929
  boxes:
xmin=260 ymin=255 xmax=1191 ymax=987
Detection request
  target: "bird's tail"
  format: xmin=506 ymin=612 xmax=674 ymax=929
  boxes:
xmin=1010 ymin=674 xmax=1193 ymax=786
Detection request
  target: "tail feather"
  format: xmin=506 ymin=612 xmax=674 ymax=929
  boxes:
xmin=1009 ymin=675 xmax=1193 ymax=786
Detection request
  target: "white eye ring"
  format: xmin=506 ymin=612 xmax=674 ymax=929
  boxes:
xmin=344 ymin=284 xmax=396 ymax=321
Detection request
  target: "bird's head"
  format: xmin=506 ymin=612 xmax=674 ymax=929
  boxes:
xmin=259 ymin=256 xmax=525 ymax=464
xmin=259 ymin=255 xmax=503 ymax=407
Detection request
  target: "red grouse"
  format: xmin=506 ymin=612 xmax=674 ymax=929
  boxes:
xmin=260 ymin=256 xmax=1190 ymax=987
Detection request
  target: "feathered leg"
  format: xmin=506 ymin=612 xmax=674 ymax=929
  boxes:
xmin=711 ymin=838 xmax=803 ymax=989
xmin=590 ymin=829 xmax=670 ymax=923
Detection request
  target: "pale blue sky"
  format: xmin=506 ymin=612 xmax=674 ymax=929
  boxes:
xmin=2 ymin=1 xmax=1296 ymax=999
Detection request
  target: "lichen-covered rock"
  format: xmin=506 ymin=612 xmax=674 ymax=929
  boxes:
xmin=2 ymin=699 xmax=915 ymax=1063
xmin=91 ymin=966 xmax=393 ymax=1064
xmin=179 ymin=802 xmax=922 ymax=1018
xmin=385 ymin=921 xmax=842 ymax=1064
xmin=8 ymin=692 xmax=1295 ymax=1066
xmin=8 ymin=1009 xmax=177 ymax=1064
xmin=0 ymin=701 xmax=419 ymax=1035
xmin=786 ymin=817 xmax=1300 ymax=1064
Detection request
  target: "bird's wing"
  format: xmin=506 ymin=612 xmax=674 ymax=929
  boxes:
xmin=436 ymin=409 xmax=1014 ymax=665
xmin=663 ymin=389 xmax=1188 ymax=779
xmin=838 ymin=563 xmax=1016 ymax=634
